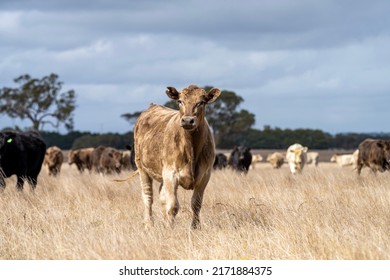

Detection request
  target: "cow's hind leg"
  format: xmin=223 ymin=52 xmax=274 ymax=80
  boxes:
xmin=139 ymin=170 xmax=154 ymax=228
xmin=27 ymin=176 xmax=38 ymax=190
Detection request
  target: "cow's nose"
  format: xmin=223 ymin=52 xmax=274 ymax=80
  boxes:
xmin=181 ymin=117 xmax=196 ymax=129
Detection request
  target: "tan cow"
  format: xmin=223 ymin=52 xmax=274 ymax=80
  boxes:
xmin=266 ymin=152 xmax=285 ymax=169
xmin=134 ymin=85 xmax=221 ymax=229
xmin=99 ymin=147 xmax=122 ymax=174
xmin=250 ymin=154 xmax=263 ymax=169
xmin=121 ymin=150 xmax=132 ymax=170
xmin=306 ymin=152 xmax=319 ymax=166
xmin=44 ymin=146 xmax=64 ymax=176
xmin=68 ymin=147 xmax=94 ymax=173
xmin=286 ymin=143 xmax=308 ymax=174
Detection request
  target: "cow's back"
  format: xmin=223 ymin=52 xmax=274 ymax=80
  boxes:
xmin=359 ymin=139 xmax=379 ymax=159
xmin=21 ymin=132 xmax=46 ymax=176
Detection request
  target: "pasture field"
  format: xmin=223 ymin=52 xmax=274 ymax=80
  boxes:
xmin=1 ymin=160 xmax=390 ymax=260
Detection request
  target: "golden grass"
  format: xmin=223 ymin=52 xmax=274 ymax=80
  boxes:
xmin=1 ymin=163 xmax=389 ymax=260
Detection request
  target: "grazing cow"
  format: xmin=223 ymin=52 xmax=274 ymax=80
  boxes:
xmin=99 ymin=147 xmax=122 ymax=174
xmin=90 ymin=146 xmax=107 ymax=173
xmin=228 ymin=145 xmax=252 ymax=173
xmin=0 ymin=130 xmax=46 ymax=191
xmin=121 ymin=150 xmax=132 ymax=171
xmin=266 ymin=152 xmax=285 ymax=169
xmin=44 ymin=146 xmax=64 ymax=176
xmin=134 ymin=85 xmax=221 ymax=229
xmin=250 ymin=154 xmax=263 ymax=169
xmin=330 ymin=153 xmax=354 ymax=167
xmin=213 ymin=153 xmax=228 ymax=170
xmin=286 ymin=143 xmax=308 ymax=174
xmin=357 ymin=138 xmax=390 ymax=175
xmin=68 ymin=147 xmax=94 ymax=173
xmin=306 ymin=152 xmax=319 ymax=166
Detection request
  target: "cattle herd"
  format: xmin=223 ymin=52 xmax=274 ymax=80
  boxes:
xmin=1 ymin=84 xmax=390 ymax=229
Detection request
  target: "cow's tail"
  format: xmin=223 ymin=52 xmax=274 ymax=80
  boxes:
xmin=112 ymin=170 xmax=139 ymax=183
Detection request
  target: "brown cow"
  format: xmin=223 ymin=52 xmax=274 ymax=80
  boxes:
xmin=357 ymin=138 xmax=390 ymax=175
xmin=134 ymin=85 xmax=221 ymax=229
xmin=90 ymin=146 xmax=107 ymax=173
xmin=68 ymin=147 xmax=94 ymax=173
xmin=44 ymin=146 xmax=64 ymax=176
xmin=99 ymin=147 xmax=122 ymax=174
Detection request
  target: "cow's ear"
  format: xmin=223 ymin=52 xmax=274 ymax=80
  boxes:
xmin=303 ymin=147 xmax=308 ymax=152
xmin=204 ymin=88 xmax=221 ymax=104
xmin=166 ymin=87 xmax=180 ymax=100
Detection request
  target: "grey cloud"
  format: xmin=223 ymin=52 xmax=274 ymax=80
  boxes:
xmin=1 ymin=0 xmax=390 ymax=134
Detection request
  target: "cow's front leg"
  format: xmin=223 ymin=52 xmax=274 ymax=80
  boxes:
xmin=15 ymin=176 xmax=25 ymax=191
xmin=162 ymin=167 xmax=179 ymax=227
xmin=0 ymin=175 xmax=5 ymax=191
xmin=191 ymin=172 xmax=210 ymax=229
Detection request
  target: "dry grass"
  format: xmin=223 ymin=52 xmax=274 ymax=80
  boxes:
xmin=1 ymin=162 xmax=390 ymax=260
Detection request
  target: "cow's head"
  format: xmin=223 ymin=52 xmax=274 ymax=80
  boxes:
xmin=68 ymin=150 xmax=78 ymax=165
xmin=166 ymin=85 xmax=221 ymax=131
xmin=45 ymin=147 xmax=59 ymax=167
xmin=378 ymin=141 xmax=390 ymax=169
xmin=235 ymin=145 xmax=251 ymax=161
xmin=0 ymin=132 xmax=16 ymax=159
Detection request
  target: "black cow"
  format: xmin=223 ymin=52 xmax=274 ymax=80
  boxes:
xmin=126 ymin=144 xmax=137 ymax=171
xmin=228 ymin=145 xmax=252 ymax=173
xmin=213 ymin=153 xmax=228 ymax=170
xmin=0 ymin=130 xmax=46 ymax=191
xmin=357 ymin=138 xmax=390 ymax=175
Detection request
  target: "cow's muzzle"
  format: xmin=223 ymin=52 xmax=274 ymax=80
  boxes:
xmin=181 ymin=116 xmax=197 ymax=130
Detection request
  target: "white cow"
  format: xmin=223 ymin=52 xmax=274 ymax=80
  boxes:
xmin=250 ymin=154 xmax=263 ymax=169
xmin=286 ymin=143 xmax=308 ymax=174
xmin=266 ymin=152 xmax=285 ymax=169
xmin=306 ymin=152 xmax=319 ymax=166
xmin=330 ymin=150 xmax=359 ymax=168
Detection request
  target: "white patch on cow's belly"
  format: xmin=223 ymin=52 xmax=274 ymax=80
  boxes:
xmin=162 ymin=166 xmax=180 ymax=185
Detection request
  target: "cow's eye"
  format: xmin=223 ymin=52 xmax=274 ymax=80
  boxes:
xmin=177 ymin=100 xmax=183 ymax=106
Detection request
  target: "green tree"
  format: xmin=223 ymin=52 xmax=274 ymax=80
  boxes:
xmin=0 ymin=73 xmax=76 ymax=131
xmin=121 ymin=111 xmax=142 ymax=130
xmin=203 ymin=86 xmax=255 ymax=147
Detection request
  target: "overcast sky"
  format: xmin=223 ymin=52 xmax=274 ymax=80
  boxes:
xmin=1 ymin=0 xmax=390 ymax=135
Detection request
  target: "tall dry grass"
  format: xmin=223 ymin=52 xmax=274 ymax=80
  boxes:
xmin=1 ymin=163 xmax=389 ymax=260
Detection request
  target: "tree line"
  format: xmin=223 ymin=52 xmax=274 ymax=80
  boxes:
xmin=1 ymin=73 xmax=389 ymax=150
xmin=2 ymin=129 xmax=382 ymax=151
